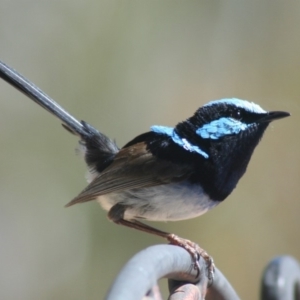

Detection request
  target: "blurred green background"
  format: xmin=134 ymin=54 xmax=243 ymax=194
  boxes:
xmin=0 ymin=1 xmax=299 ymax=299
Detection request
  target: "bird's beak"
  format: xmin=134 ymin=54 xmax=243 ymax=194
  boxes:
xmin=258 ymin=111 xmax=290 ymax=123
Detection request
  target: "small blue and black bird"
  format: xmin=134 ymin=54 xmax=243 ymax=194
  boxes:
xmin=0 ymin=61 xmax=290 ymax=279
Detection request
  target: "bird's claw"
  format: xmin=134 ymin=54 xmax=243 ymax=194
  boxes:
xmin=167 ymin=234 xmax=215 ymax=282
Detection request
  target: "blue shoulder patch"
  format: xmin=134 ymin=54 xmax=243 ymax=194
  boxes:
xmin=151 ymin=125 xmax=209 ymax=159
xmin=151 ymin=125 xmax=173 ymax=136
xmin=196 ymin=117 xmax=249 ymax=139
xmin=204 ymin=98 xmax=266 ymax=114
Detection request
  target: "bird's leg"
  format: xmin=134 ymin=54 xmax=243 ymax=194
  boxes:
xmin=108 ymin=204 xmax=215 ymax=280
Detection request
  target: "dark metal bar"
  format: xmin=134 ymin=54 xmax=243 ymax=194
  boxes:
xmin=106 ymin=244 xmax=240 ymax=300
xmin=261 ymin=255 xmax=300 ymax=300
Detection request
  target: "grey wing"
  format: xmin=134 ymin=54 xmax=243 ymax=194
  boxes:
xmin=66 ymin=142 xmax=193 ymax=206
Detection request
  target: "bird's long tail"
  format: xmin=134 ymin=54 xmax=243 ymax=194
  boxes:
xmin=0 ymin=60 xmax=119 ymax=168
xmin=0 ymin=60 xmax=93 ymax=138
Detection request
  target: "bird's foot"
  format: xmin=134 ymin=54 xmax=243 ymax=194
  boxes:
xmin=167 ymin=233 xmax=215 ymax=281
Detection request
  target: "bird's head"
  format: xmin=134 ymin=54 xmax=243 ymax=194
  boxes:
xmin=174 ymin=98 xmax=290 ymax=199
xmin=175 ymin=98 xmax=289 ymax=159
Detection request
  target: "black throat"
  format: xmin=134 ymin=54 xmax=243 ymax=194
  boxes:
xmin=175 ymin=119 xmax=270 ymax=201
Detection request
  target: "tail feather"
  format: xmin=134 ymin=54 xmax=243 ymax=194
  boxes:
xmin=0 ymin=60 xmax=119 ymax=172
xmin=0 ymin=61 xmax=93 ymax=139
xmin=79 ymin=121 xmax=119 ymax=171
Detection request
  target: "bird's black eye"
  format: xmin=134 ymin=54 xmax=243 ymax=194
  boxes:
xmin=231 ymin=109 xmax=242 ymax=120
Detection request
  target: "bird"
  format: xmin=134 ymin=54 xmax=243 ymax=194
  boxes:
xmin=0 ymin=60 xmax=290 ymax=280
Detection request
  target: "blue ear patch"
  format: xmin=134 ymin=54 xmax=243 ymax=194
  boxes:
xmin=196 ymin=117 xmax=249 ymax=139
xmin=151 ymin=125 xmax=209 ymax=159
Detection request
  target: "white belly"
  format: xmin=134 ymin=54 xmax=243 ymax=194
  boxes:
xmin=97 ymin=182 xmax=218 ymax=222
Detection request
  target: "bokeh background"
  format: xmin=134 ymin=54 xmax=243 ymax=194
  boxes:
xmin=0 ymin=1 xmax=299 ymax=299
